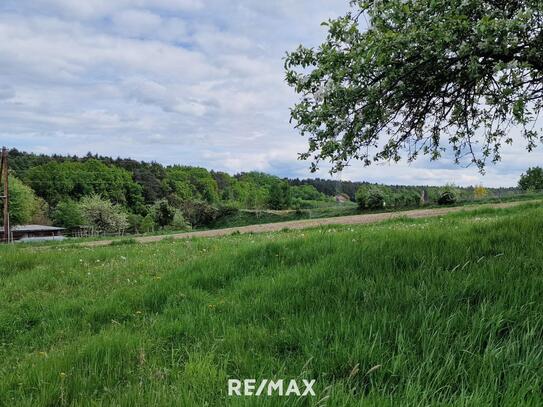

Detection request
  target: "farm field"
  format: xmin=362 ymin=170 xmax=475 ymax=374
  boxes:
xmin=1 ymin=202 xmax=542 ymax=406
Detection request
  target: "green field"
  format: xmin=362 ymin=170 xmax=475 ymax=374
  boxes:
xmin=1 ymin=202 xmax=542 ymax=406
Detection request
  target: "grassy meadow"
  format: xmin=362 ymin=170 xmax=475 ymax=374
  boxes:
xmin=0 ymin=202 xmax=542 ymax=406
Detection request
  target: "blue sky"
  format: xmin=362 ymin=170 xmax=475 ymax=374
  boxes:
xmin=0 ymin=0 xmax=541 ymax=187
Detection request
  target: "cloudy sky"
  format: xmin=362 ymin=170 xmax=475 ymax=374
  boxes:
xmin=0 ymin=0 xmax=542 ymax=187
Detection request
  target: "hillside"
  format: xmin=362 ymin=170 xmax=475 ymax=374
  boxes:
xmin=1 ymin=202 xmax=542 ymax=405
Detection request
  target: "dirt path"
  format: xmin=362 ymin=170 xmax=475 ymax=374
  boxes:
xmin=79 ymin=200 xmax=540 ymax=248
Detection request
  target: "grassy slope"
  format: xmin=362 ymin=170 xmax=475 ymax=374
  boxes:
xmin=0 ymin=203 xmax=542 ymax=406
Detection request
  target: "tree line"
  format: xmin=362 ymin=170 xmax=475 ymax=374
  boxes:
xmin=1 ymin=149 xmax=533 ymax=235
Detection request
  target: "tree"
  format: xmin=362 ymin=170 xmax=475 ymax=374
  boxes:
xmin=163 ymin=166 xmax=219 ymax=204
xmin=79 ymin=194 xmax=129 ymax=233
xmin=25 ymin=159 xmax=144 ymax=212
xmin=152 ymin=199 xmax=176 ymax=228
xmin=473 ymin=185 xmax=489 ymax=199
xmin=291 ymin=185 xmax=326 ymax=201
xmin=53 ymin=199 xmax=85 ymax=230
xmin=1 ymin=176 xmax=43 ymax=225
xmin=356 ymin=187 xmax=386 ymax=209
xmin=140 ymin=214 xmax=155 ymax=233
xmin=127 ymin=213 xmax=144 ymax=234
xmin=519 ymin=167 xmax=543 ymax=191
xmin=268 ymin=182 xmax=291 ymax=210
xmin=285 ymin=1 xmax=543 ymax=173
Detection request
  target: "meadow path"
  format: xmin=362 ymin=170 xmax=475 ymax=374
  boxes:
xmin=81 ymin=200 xmax=540 ymax=247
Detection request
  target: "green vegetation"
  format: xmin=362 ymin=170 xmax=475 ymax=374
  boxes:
xmin=519 ymin=167 xmax=543 ymax=192
xmin=285 ymin=1 xmax=543 ymax=173
xmin=2 ymin=149 xmax=535 ymax=236
xmin=1 ymin=203 xmax=542 ymax=405
xmin=1 ymin=175 xmax=46 ymax=225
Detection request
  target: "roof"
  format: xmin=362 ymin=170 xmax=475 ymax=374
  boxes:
xmin=11 ymin=225 xmax=65 ymax=232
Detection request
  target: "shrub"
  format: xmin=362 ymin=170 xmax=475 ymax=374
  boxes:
xmin=170 ymin=210 xmax=191 ymax=231
xmin=438 ymin=190 xmax=457 ymax=205
xmin=473 ymin=185 xmax=488 ymax=199
xmin=217 ymin=203 xmax=239 ymax=218
xmin=355 ymin=186 xmax=369 ymax=209
xmin=357 ymin=187 xmax=386 ymax=210
xmin=366 ymin=188 xmax=386 ymax=209
xmin=182 ymin=200 xmax=219 ymax=227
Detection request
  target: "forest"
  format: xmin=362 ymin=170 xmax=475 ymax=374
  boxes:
xmin=1 ymin=149 xmax=526 ymax=235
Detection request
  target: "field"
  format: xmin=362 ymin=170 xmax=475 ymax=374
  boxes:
xmin=1 ymin=202 xmax=542 ymax=406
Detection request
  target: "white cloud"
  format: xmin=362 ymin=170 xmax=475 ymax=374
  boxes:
xmin=0 ymin=0 xmax=540 ymax=187
xmin=9 ymin=0 xmax=203 ymax=19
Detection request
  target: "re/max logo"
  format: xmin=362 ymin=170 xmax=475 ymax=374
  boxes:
xmin=228 ymin=379 xmax=316 ymax=397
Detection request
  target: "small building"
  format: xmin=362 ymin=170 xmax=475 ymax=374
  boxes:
xmin=1 ymin=225 xmax=66 ymax=242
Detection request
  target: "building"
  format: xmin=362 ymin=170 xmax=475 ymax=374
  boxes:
xmin=0 ymin=225 xmax=66 ymax=242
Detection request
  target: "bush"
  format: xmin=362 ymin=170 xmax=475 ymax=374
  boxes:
xmin=217 ymin=203 xmax=239 ymax=218
xmin=473 ymin=185 xmax=488 ymax=199
xmin=366 ymin=189 xmax=386 ymax=209
xmin=182 ymin=200 xmax=219 ymax=227
xmin=438 ymin=190 xmax=457 ymax=205
xmin=357 ymin=187 xmax=386 ymax=209
xmin=389 ymin=190 xmax=420 ymax=208
xmin=170 ymin=210 xmax=191 ymax=231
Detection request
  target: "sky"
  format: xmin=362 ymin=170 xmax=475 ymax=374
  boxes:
xmin=0 ymin=0 xmax=542 ymax=187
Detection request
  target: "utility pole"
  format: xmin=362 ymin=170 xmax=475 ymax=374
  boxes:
xmin=1 ymin=147 xmax=9 ymax=243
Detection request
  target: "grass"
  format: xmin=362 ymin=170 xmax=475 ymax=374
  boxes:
xmin=0 ymin=202 xmax=542 ymax=406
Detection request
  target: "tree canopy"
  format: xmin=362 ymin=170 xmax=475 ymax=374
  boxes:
xmin=518 ymin=166 xmax=543 ymax=191
xmin=285 ymin=0 xmax=543 ymax=173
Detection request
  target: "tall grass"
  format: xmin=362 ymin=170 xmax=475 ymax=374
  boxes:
xmin=0 ymin=203 xmax=542 ymax=406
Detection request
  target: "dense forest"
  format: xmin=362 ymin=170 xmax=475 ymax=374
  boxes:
xmin=1 ymin=149 xmax=522 ymax=234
